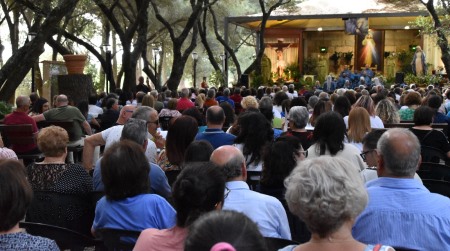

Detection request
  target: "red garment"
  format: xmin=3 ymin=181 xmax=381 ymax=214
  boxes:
xmin=176 ymin=97 xmax=194 ymax=112
xmin=204 ymin=99 xmax=218 ymax=108
xmin=4 ymin=111 xmax=38 ymax=153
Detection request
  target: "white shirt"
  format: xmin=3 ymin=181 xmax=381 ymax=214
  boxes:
xmin=88 ymin=104 xmax=103 ymax=118
xmin=343 ymin=115 xmax=385 ymax=129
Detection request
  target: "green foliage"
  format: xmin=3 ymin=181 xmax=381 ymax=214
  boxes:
xmin=285 ymin=63 xmax=301 ymax=81
xmin=343 ymin=51 xmax=353 ymax=63
xmin=303 ymin=57 xmax=318 ymax=75
xmin=209 ymin=70 xmax=224 ymax=88
xmin=0 ymin=101 xmax=12 ymax=120
xmin=404 ymin=73 xmax=442 ymax=87
xmin=250 ymin=73 xmax=264 ymax=88
xmin=85 ymin=61 xmax=101 ymax=92
xmin=397 ymin=50 xmax=414 ymax=74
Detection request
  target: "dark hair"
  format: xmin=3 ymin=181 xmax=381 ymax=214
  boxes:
xmin=262 ymin=136 xmax=301 ymax=187
xmin=106 ymin=98 xmax=117 ymax=110
xmin=31 ymin=98 xmax=48 ymax=114
xmin=413 ymin=106 xmax=434 ymax=126
xmin=183 ymin=107 xmax=205 ymax=126
xmin=273 ymin=91 xmax=289 ymax=106
xmin=290 ymin=97 xmax=307 ymax=108
xmin=344 ymin=91 xmax=356 ymax=105
xmin=172 ymin=162 xmax=225 ymax=227
xmin=333 ymin=96 xmax=351 ymax=117
xmin=310 ymin=100 xmax=331 ymax=127
xmin=184 ymin=211 xmax=267 ymax=251
xmin=427 ymin=95 xmax=442 ymax=110
xmin=166 ymin=116 xmax=199 ymax=166
xmin=313 ymin=111 xmax=345 ymax=155
xmin=89 ymin=94 xmax=98 ymax=105
xmin=219 ymin=102 xmax=235 ymax=128
xmin=184 ymin=141 xmax=214 ymax=162
xmin=206 ymin=107 xmax=225 ymax=125
xmin=362 ymin=129 xmax=387 ymax=150
xmin=76 ymin=100 xmax=89 ymax=118
xmin=234 ymin=111 xmax=273 ymax=166
xmin=0 ymin=160 xmax=33 ymax=231
xmin=101 ymin=140 xmax=150 ymax=200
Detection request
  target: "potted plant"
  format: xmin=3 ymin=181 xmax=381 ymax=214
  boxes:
xmin=343 ymin=51 xmax=353 ymax=65
xmin=329 ymin=52 xmax=340 ymax=73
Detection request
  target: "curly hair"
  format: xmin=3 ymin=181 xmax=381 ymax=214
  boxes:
xmin=312 ymin=111 xmax=345 ymax=156
xmin=37 ymin=126 xmax=69 ymax=157
xmin=404 ymin=91 xmax=422 ymax=106
xmin=240 ymin=96 xmax=259 ymax=110
xmin=375 ymin=99 xmax=400 ymax=124
xmin=234 ymin=111 xmax=273 ymax=166
xmin=284 ymin=156 xmax=368 ymax=238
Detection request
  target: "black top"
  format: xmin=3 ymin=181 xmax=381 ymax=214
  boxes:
xmin=100 ymin=109 xmax=119 ymax=131
xmin=409 ymin=128 xmax=450 ymax=153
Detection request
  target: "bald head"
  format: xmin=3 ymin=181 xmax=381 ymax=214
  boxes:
xmin=377 ymin=128 xmax=421 ymax=178
xmin=118 ymin=105 xmax=136 ymax=124
xmin=210 ymin=146 xmax=246 ymax=181
xmin=206 ymin=106 xmax=225 ymax=126
xmin=56 ymin=95 xmax=68 ymax=107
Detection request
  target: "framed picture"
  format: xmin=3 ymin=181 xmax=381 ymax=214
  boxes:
xmin=355 ymin=30 xmax=384 ymax=71
xmin=345 ymin=18 xmax=369 ymax=36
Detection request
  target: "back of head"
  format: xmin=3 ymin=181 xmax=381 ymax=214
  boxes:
xmin=240 ymin=96 xmax=259 ymax=110
xmin=313 ymin=111 xmax=345 ymax=155
xmin=207 ymin=89 xmax=216 ymax=99
xmin=362 ymin=129 xmax=386 ymax=150
xmin=333 ymin=96 xmax=351 ymax=117
xmin=258 ymin=96 xmax=274 ymax=121
xmin=206 ymin=106 xmax=225 ymax=125
xmin=183 ymin=107 xmax=205 ymax=126
xmin=166 ymin=116 xmax=199 ymax=166
xmin=184 ymin=210 xmax=267 ymax=251
xmin=347 ymin=107 xmax=371 ymax=143
xmin=106 ymin=98 xmax=117 ymax=110
xmin=284 ymin=156 xmax=367 ymax=238
xmin=223 ymin=88 xmax=230 ymax=97
xmin=181 ymin=88 xmax=190 ymax=98
xmin=16 ymin=95 xmax=30 ymax=108
xmin=274 ymin=91 xmax=289 ymax=106
xmin=413 ymin=106 xmax=434 ymax=126
xmin=101 ymin=140 xmax=150 ymax=200
xmin=136 ymin=92 xmax=145 ymax=103
xmin=404 ymin=91 xmax=422 ymax=106
xmin=37 ymin=126 xmax=69 ymax=157
xmin=377 ymin=128 xmax=421 ymax=177
xmin=354 ymin=95 xmax=375 ymax=116
xmin=289 ymin=106 xmax=309 ymax=129
xmin=184 ymin=140 xmax=214 ymax=163
xmin=132 ymin=106 xmax=154 ymax=121
xmin=210 ymin=146 xmax=245 ymax=181
xmin=89 ymin=94 xmax=98 ymax=105
xmin=427 ymin=95 xmax=442 ymax=110
xmin=121 ymin=118 xmax=148 ymax=145
xmin=0 ymin=160 xmax=33 ymax=232
xmin=172 ymin=162 xmax=225 ymax=227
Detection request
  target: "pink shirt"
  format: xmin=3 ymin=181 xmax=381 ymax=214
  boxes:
xmin=133 ymin=226 xmax=187 ymax=251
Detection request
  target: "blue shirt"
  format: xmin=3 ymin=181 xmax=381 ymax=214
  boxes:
xmin=216 ymin=96 xmax=235 ymax=108
xmin=92 ymin=194 xmax=176 ymax=241
xmin=195 ymin=128 xmax=236 ymax=149
xmin=93 ymin=157 xmax=171 ymax=199
xmin=223 ymin=181 xmax=291 ymax=239
xmin=352 ymin=178 xmax=450 ymax=250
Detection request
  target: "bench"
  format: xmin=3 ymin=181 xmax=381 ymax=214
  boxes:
xmin=384 ymin=123 xmax=448 ymax=137
xmin=0 ymin=124 xmax=44 ymax=163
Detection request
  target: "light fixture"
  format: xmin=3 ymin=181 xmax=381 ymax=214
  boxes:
xmin=405 ymin=26 xmax=410 ymax=30
xmin=219 ymin=54 xmax=225 ymax=61
xmin=317 ymin=27 xmax=323 ymax=32
xmin=320 ymin=47 xmax=328 ymax=53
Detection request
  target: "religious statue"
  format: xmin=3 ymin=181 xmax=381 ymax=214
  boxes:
xmin=411 ymin=46 xmax=427 ymax=76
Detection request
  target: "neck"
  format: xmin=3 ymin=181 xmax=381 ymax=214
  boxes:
xmin=41 ymin=156 xmax=66 ymax=164
xmin=413 ymin=125 xmax=432 ymax=129
xmin=0 ymin=224 xmax=20 ymax=235
xmin=207 ymin=123 xmax=223 ymax=129
xmin=291 ymin=127 xmax=306 ymax=132
xmin=309 ymin=221 xmax=356 ymax=244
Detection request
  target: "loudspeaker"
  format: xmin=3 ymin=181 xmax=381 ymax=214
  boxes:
xmin=240 ymin=74 xmax=249 ymax=88
xmin=395 ymin=72 xmax=404 ymax=84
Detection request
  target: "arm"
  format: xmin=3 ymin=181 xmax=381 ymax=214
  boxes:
xmin=82 ymin=133 xmax=106 ymax=170
xmin=82 ymin=120 xmax=93 ymax=136
xmin=33 ymin=114 xmax=45 ymax=122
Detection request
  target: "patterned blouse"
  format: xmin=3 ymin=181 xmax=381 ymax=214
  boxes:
xmin=157 ymin=149 xmax=181 ymax=172
xmin=0 ymin=232 xmax=60 ymax=251
xmin=27 ymin=163 xmax=92 ymax=194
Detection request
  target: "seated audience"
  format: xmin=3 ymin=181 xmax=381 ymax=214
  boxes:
xmin=27 ymin=126 xmax=92 ymax=194
xmin=398 ymin=91 xmax=421 ymax=121
xmin=176 ymin=88 xmax=194 ymax=112
xmin=184 ymin=140 xmax=214 ymax=163
xmin=281 ymin=156 xmax=394 ymax=251
xmin=346 ymin=107 xmax=372 ymax=151
xmin=352 ymin=128 xmax=450 ymax=250
xmin=204 ymin=89 xmax=219 ymax=108
xmin=29 ymin=97 xmax=50 ymax=116
xmin=344 ymin=95 xmax=384 ymax=129
xmin=134 ymin=161 xmax=226 ymax=251
xmin=184 ymin=211 xmax=267 ymax=251
xmin=282 ymin=106 xmax=314 ymax=150
xmin=159 ymin=98 xmax=182 ymax=118
xmin=0 ymin=160 xmax=60 ymax=250
xmin=375 ymin=98 xmax=400 ymax=124
xmin=158 ymin=116 xmax=198 ymax=171
xmin=100 ymin=98 xmax=120 ymax=131
xmin=210 ymin=146 xmax=291 ymax=239
xmin=92 ymin=140 xmax=176 ymax=239
xmin=195 ymin=106 xmax=236 ymax=149
xmin=307 ymin=111 xmax=367 ymax=171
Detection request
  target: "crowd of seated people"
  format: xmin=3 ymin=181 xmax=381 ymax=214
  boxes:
xmin=3 ymin=75 xmax=450 ymax=250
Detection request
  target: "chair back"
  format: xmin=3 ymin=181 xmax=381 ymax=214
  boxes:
xmin=26 ymin=191 xmax=95 ymax=236
xmin=97 ymin=228 xmax=141 ymax=251
xmin=37 ymin=120 xmax=76 ymax=141
xmin=0 ymin=124 xmax=35 ymax=146
xmin=421 ymin=146 xmax=446 ymax=164
xmin=422 ymin=179 xmax=450 ymax=198
xmin=264 ymin=237 xmax=299 ymax=251
xmin=417 ymin=162 xmax=450 ymax=181
xmin=19 ymin=222 xmax=100 ymax=251
xmin=159 ymin=116 xmax=173 ymax=131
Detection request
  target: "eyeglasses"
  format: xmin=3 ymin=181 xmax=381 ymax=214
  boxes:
xmin=360 ymin=149 xmax=376 ymax=161
xmin=124 ymin=110 xmax=134 ymax=113
xmin=224 ymin=187 xmax=231 ymax=199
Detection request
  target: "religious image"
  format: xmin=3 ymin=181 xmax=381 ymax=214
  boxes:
xmin=345 ymin=18 xmax=369 ymax=36
xmin=356 ymin=30 xmax=383 ymax=71
xmin=264 ymin=38 xmax=299 ymax=80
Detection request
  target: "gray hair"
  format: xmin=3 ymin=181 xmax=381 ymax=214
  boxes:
xmin=308 ymin=95 xmax=319 ymax=109
xmin=16 ymin=95 xmax=30 ymax=107
xmin=132 ymin=106 xmax=155 ymax=122
xmin=207 ymin=89 xmax=216 ymax=99
xmin=258 ymin=96 xmax=273 ymax=110
xmin=181 ymin=88 xmax=190 ymax=98
xmin=377 ymin=128 xmax=420 ymax=177
xmin=288 ymin=106 xmax=309 ymax=129
xmin=223 ymin=88 xmax=230 ymax=97
xmin=150 ymin=90 xmax=158 ymax=98
xmin=120 ymin=118 xmax=148 ymax=146
xmin=336 ymin=88 xmax=346 ymax=96
xmin=284 ymin=156 xmax=368 ymax=238
xmin=220 ymin=152 xmax=245 ymax=180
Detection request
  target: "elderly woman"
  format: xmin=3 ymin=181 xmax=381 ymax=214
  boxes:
xmin=399 ymin=91 xmax=422 ymax=121
xmin=375 ymin=98 xmax=400 ymax=124
xmin=282 ymin=106 xmax=313 ymax=150
xmin=281 ymin=156 xmax=394 ymax=251
xmin=134 ymin=162 xmax=225 ymax=251
xmin=344 ymin=95 xmax=384 ymax=129
xmin=0 ymin=160 xmax=60 ymax=250
xmin=159 ymin=98 xmax=182 ymax=118
xmin=307 ymin=111 xmax=367 ymax=171
xmin=92 ymin=140 xmax=176 ymax=240
xmin=27 ymin=126 xmax=92 ymax=194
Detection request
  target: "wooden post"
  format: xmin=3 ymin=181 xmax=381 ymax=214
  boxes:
xmin=57 ymin=74 xmax=94 ymax=105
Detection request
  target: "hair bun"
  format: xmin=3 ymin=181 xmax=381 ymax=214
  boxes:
xmin=210 ymin=242 xmax=236 ymax=251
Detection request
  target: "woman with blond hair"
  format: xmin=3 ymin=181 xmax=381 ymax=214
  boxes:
xmin=347 ymin=107 xmax=372 ymax=151
xmin=141 ymin=94 xmax=155 ymax=108
xmin=344 ymin=95 xmax=384 ymax=129
xmin=375 ymin=98 xmax=400 ymax=125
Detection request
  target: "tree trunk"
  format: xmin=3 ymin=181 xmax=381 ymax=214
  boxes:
xmin=57 ymin=75 xmax=93 ymax=105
